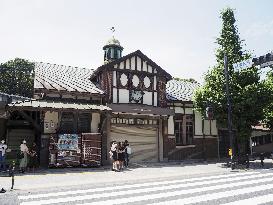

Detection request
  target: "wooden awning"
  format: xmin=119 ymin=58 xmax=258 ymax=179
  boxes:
xmin=108 ymin=104 xmax=174 ymax=116
xmin=8 ymin=100 xmax=112 ymax=112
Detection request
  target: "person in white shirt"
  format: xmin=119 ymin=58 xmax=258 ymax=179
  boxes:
xmin=0 ymin=140 xmax=7 ymax=171
xmin=19 ymin=140 xmax=30 ymax=173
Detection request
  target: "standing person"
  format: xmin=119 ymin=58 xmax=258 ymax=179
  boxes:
xmin=124 ymin=140 xmax=131 ymax=167
xmin=19 ymin=140 xmax=29 ymax=173
xmin=120 ymin=142 xmax=126 ymax=170
xmin=116 ymin=142 xmax=122 ymax=171
xmin=0 ymin=140 xmax=7 ymax=172
xmin=109 ymin=141 xmax=118 ymax=171
xmin=28 ymin=142 xmax=39 ymax=172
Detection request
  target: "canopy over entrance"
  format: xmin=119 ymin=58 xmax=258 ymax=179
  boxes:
xmin=7 ymin=100 xmax=112 ymax=112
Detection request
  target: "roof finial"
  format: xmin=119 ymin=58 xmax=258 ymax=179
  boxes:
xmin=110 ymin=26 xmax=115 ymax=37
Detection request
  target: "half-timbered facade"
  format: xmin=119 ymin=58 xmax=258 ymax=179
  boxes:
xmin=166 ymin=80 xmax=218 ymax=160
xmin=90 ymin=38 xmax=175 ymax=163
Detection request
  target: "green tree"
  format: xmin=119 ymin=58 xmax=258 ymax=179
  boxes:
xmin=262 ymin=71 xmax=273 ymax=129
xmin=0 ymin=58 xmax=34 ymax=98
xmin=193 ymin=8 xmax=270 ymax=154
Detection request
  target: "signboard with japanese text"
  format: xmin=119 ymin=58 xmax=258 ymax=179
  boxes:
xmin=233 ymin=59 xmax=253 ymax=71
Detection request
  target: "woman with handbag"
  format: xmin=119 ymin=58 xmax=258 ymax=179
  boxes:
xmin=28 ymin=142 xmax=39 ymax=172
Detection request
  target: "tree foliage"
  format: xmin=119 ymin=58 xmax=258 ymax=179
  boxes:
xmin=0 ymin=58 xmax=35 ymax=98
xmin=262 ymin=71 xmax=273 ymax=129
xmin=193 ymin=8 xmax=271 ymax=152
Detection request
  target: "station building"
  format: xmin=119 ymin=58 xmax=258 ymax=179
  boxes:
xmin=4 ymin=37 xmax=218 ymax=167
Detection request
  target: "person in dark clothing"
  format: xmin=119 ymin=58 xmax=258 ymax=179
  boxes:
xmin=118 ymin=142 xmax=125 ymax=170
xmin=28 ymin=142 xmax=39 ymax=172
xmin=124 ymin=140 xmax=131 ymax=167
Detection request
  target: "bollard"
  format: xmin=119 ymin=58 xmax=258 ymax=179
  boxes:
xmin=11 ymin=160 xmax=15 ymax=190
xmin=246 ymin=154 xmax=250 ymax=169
xmin=260 ymin=153 xmax=264 ymax=167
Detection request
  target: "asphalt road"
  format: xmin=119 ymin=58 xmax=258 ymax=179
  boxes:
xmin=2 ymin=169 xmax=273 ymax=204
xmin=1 ymin=161 xmax=273 ymax=205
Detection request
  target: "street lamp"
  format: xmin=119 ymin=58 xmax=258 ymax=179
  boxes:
xmin=224 ymin=54 xmax=235 ymax=170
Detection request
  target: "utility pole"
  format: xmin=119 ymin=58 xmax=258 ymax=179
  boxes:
xmin=224 ymin=54 xmax=234 ymax=170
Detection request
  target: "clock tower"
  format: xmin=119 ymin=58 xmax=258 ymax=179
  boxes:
xmin=103 ymin=36 xmax=123 ymax=64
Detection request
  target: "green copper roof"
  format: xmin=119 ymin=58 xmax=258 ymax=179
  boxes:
xmin=105 ymin=36 xmax=121 ymax=47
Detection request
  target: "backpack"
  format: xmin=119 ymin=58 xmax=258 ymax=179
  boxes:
xmin=126 ymin=146 xmax=132 ymax=155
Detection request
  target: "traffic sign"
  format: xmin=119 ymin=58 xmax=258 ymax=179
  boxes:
xmin=233 ymin=58 xmax=253 ymax=71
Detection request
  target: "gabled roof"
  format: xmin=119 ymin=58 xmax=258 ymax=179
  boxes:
xmin=34 ymin=62 xmax=104 ymax=95
xmin=166 ymin=79 xmax=200 ymax=102
xmin=90 ymin=50 xmax=172 ymax=80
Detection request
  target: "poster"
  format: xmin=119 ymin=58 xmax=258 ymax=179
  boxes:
xmin=57 ymin=134 xmax=78 ymax=151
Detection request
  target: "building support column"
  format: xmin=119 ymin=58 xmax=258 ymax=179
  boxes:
xmin=158 ymin=118 xmax=163 ymax=162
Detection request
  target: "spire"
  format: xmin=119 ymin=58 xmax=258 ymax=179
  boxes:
xmin=103 ymin=27 xmax=123 ymax=64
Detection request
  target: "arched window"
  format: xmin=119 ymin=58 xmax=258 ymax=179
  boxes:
xmin=114 ymin=49 xmax=118 ymax=59
xmin=107 ymin=49 xmax=111 ymax=59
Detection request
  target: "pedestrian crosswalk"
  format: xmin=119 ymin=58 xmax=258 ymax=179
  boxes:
xmin=18 ymin=171 xmax=273 ymax=205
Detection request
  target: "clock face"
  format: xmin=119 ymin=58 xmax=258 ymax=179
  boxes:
xmin=130 ymin=90 xmax=143 ymax=103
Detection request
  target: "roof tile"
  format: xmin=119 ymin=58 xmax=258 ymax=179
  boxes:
xmin=34 ymin=62 xmax=104 ymax=94
xmin=166 ymin=80 xmax=199 ymax=101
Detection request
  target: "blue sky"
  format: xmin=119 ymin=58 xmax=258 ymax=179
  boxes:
xmin=0 ymin=0 xmax=273 ymax=82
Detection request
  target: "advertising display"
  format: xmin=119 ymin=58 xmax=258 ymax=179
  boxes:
xmin=48 ymin=133 xmax=101 ymax=168
xmin=56 ymin=134 xmax=80 ymax=167
xmin=57 ymin=134 xmax=78 ymax=151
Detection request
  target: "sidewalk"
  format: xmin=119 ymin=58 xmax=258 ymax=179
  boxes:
xmin=0 ymin=160 xmax=271 ymax=192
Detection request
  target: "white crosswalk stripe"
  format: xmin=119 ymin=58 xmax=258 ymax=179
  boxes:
xmin=18 ymin=171 xmax=273 ymax=205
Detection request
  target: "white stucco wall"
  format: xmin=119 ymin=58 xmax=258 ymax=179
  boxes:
xmin=143 ymin=61 xmax=147 ymax=72
xmin=91 ymin=113 xmax=100 ymax=133
xmin=113 ymin=71 xmax=116 ymax=87
xmin=120 ymin=61 xmax=124 ymax=69
xmin=168 ymin=116 xmax=174 ymax=135
xmin=137 ymin=56 xmax=142 ymax=71
xmin=44 ymin=111 xmax=58 ymax=134
xmin=126 ymin=59 xmax=130 ymax=69
xmin=131 ymin=57 xmax=135 ymax=70
xmin=174 ymin=107 xmax=184 ymax=114
xmin=119 ymin=89 xmax=129 ymax=103
xmin=185 ymin=107 xmax=193 ymax=114
xmin=194 ymin=111 xmax=218 ymax=136
xmin=143 ymin=91 xmax=153 ymax=105
xmin=113 ymin=88 xmax=117 ymax=103
xmin=148 ymin=65 xmax=153 ymax=73
xmin=154 ymin=92 xmax=157 ymax=106
xmin=195 ymin=111 xmax=203 ymax=136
